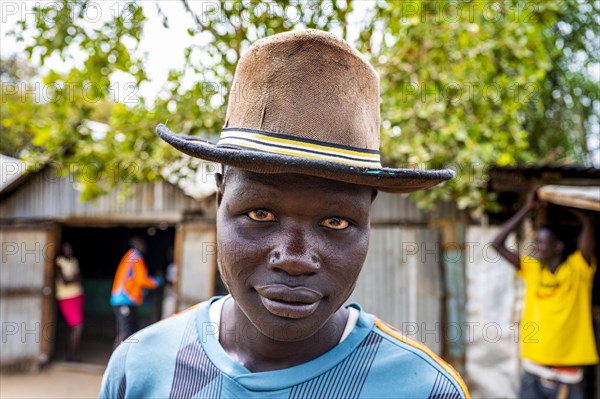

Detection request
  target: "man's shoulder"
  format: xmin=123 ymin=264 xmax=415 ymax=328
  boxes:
xmin=127 ymin=249 xmax=142 ymax=261
xmin=518 ymin=254 xmax=541 ymax=280
xmin=565 ymin=250 xmax=595 ymax=269
xmin=369 ymin=318 xmax=469 ymax=398
xmin=100 ymin=302 xmax=210 ymax=398
xmin=520 ymin=254 xmax=541 ymax=269
xmin=129 ymin=302 xmax=206 ymax=347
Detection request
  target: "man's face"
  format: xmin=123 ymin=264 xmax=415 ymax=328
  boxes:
xmin=534 ymin=228 xmax=562 ymax=262
xmin=134 ymin=240 xmax=147 ymax=255
xmin=216 ymin=168 xmax=374 ymax=342
xmin=62 ymin=243 xmax=73 ymax=257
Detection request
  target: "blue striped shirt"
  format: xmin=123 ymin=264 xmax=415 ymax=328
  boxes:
xmin=100 ymin=297 xmax=468 ymax=398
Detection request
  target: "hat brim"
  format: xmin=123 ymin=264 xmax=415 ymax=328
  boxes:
xmin=157 ymin=124 xmax=454 ymax=193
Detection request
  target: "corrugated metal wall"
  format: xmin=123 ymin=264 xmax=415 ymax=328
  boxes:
xmin=0 ymin=167 xmax=209 ymax=368
xmin=370 ymin=192 xmax=461 ymax=223
xmin=0 ymin=174 xmax=456 ymax=367
xmin=349 ymin=192 xmax=445 ymax=355
xmin=344 ymin=192 xmax=464 ymax=358
xmin=0 ymin=168 xmax=203 ymax=222
xmin=177 ymin=222 xmax=217 ymax=310
xmin=465 ymin=226 xmax=520 ymax=398
xmin=0 ymin=227 xmax=57 ymax=367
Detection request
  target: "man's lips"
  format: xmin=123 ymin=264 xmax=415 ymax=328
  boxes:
xmin=255 ymin=284 xmax=323 ymax=303
xmin=255 ymin=284 xmax=323 ymax=319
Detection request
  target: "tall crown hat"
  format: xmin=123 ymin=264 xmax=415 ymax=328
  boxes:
xmin=157 ymin=29 xmax=454 ymax=192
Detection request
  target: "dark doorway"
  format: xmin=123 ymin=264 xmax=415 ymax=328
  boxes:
xmin=54 ymin=225 xmax=175 ymax=365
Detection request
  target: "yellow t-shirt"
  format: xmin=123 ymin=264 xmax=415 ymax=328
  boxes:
xmin=518 ymin=251 xmax=598 ymax=365
xmin=56 ymin=256 xmax=83 ymax=300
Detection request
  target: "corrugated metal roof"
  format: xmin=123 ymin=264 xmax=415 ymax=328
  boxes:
xmin=537 ymin=185 xmax=600 ymax=211
xmin=489 ymin=164 xmax=600 ymax=192
xmin=490 ymin=164 xmax=600 ymax=177
xmin=0 ymin=155 xmax=28 ymax=193
xmin=0 ymin=168 xmax=206 ymax=223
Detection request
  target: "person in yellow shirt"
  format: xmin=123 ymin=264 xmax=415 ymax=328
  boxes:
xmin=492 ymin=188 xmax=597 ymax=398
xmin=55 ymin=242 xmax=84 ymax=361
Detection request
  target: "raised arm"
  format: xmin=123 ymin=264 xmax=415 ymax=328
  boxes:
xmin=567 ymin=208 xmax=596 ymax=265
xmin=491 ymin=188 xmax=540 ymax=270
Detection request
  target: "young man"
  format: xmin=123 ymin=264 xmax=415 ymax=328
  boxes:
xmin=100 ymin=29 xmax=468 ymax=398
xmin=492 ymin=189 xmax=597 ymax=398
xmin=110 ymin=236 xmax=162 ymax=349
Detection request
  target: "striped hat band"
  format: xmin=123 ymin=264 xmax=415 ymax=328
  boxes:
xmin=217 ymin=128 xmax=382 ymax=169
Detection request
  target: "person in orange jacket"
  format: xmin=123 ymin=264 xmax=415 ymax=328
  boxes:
xmin=110 ymin=236 xmax=161 ymax=348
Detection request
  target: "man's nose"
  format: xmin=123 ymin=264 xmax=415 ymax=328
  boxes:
xmin=268 ymin=229 xmax=320 ymax=276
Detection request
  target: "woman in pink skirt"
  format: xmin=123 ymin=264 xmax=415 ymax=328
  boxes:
xmin=55 ymin=242 xmax=84 ymax=361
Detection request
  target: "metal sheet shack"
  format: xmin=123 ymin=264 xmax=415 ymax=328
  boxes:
xmin=0 ymin=156 xmax=215 ymax=369
xmin=350 ymin=192 xmax=466 ymax=363
xmin=1 ymin=155 xmax=470 ymax=378
xmin=465 ymin=165 xmax=600 ymax=398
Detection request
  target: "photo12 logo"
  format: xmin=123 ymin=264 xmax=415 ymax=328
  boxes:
xmin=401 ymin=321 xmax=539 ymax=344
xmin=397 ymin=1 xmax=540 ymax=24
xmin=1 ymin=2 xmax=141 ymax=26
xmin=2 ymin=322 xmax=55 ymax=344
xmin=2 ymin=81 xmax=140 ymax=105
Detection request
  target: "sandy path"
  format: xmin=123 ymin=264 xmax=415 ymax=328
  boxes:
xmin=1 ymin=364 xmax=104 ymax=399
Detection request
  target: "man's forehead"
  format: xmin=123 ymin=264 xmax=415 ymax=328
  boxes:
xmin=222 ymin=167 xmax=371 ymax=194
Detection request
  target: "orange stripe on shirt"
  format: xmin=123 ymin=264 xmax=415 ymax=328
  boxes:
xmin=375 ymin=319 xmax=470 ymax=399
xmin=163 ymin=302 xmax=203 ymax=321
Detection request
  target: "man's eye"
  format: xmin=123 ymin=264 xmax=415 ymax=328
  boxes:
xmin=246 ymin=209 xmax=277 ymax=222
xmin=320 ymin=217 xmax=350 ymax=230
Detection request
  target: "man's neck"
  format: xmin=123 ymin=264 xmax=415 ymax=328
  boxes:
xmin=219 ymin=299 xmax=348 ymax=372
xmin=548 ymin=256 xmax=562 ymax=274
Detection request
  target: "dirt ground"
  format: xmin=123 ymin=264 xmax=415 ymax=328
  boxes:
xmin=0 ymin=363 xmax=104 ymax=399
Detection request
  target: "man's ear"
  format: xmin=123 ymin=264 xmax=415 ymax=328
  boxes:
xmin=215 ymin=173 xmax=224 ymax=207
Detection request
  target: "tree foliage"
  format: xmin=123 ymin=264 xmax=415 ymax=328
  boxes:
xmin=1 ymin=57 xmax=38 ymax=157
xmin=359 ymin=0 xmax=599 ymax=213
xmin=2 ymin=0 xmax=598 ymax=214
